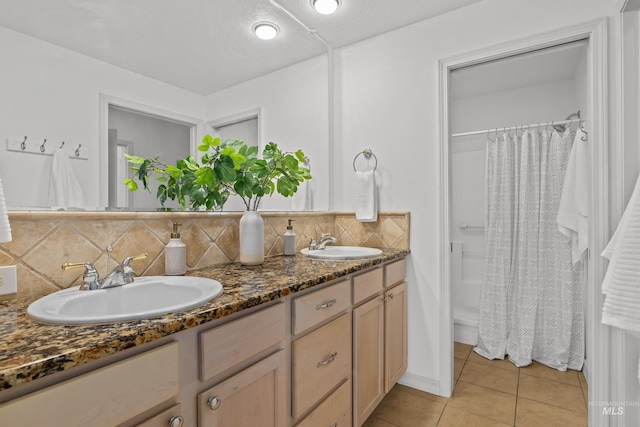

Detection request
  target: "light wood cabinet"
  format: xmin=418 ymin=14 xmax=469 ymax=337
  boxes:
xmin=0 ymin=342 xmax=179 ymax=427
xmin=353 ymin=281 xmax=408 ymax=427
xmin=291 ymin=313 xmax=352 ymax=418
xmin=295 ymin=379 xmax=351 ymax=427
xmin=197 ymin=350 xmax=286 ymax=427
xmin=353 ymin=295 xmax=385 ymax=426
xmin=384 ymin=282 xmax=407 ymax=393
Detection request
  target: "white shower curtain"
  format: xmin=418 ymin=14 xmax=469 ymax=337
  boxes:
xmin=475 ymin=129 xmax=584 ymax=371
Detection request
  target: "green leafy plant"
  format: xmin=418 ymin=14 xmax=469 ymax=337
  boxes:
xmin=124 ymin=135 xmax=311 ymax=211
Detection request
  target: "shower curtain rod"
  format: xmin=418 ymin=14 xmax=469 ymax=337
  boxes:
xmin=450 ymin=118 xmax=583 ymax=138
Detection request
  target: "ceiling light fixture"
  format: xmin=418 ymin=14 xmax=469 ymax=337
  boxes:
xmin=252 ymin=22 xmax=279 ymax=40
xmin=311 ymin=0 xmax=341 ymax=15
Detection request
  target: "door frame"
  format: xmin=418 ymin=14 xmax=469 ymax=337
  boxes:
xmin=438 ymin=18 xmax=610 ymax=426
xmin=98 ymin=93 xmax=205 ymax=207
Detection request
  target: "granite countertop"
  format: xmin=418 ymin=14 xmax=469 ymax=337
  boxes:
xmin=0 ymin=249 xmax=408 ymax=392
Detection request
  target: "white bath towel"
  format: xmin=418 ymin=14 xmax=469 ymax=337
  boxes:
xmin=601 ymin=173 xmax=640 ymax=334
xmin=355 ymin=170 xmax=377 ymax=222
xmin=557 ymin=128 xmax=589 ymax=264
xmin=48 ymin=148 xmax=85 ymax=209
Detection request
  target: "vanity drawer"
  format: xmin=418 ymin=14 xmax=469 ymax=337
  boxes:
xmin=292 ymin=313 xmax=352 ymax=418
xmin=353 ymin=267 xmax=383 ymax=304
xmin=292 ymin=279 xmax=350 ymax=335
xmin=384 ymin=259 xmax=406 ymax=287
xmin=200 ymin=303 xmax=285 ymax=382
xmin=295 ymin=379 xmax=351 ymax=427
xmin=0 ymin=342 xmax=179 ymax=427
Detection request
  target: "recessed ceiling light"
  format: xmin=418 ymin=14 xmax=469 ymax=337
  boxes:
xmin=312 ymin=0 xmax=341 ymax=15
xmin=252 ymin=22 xmax=279 ymax=40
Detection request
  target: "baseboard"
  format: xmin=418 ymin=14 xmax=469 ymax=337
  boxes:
xmin=397 ymin=371 xmax=441 ymax=396
xmin=454 ymin=322 xmax=478 ymax=346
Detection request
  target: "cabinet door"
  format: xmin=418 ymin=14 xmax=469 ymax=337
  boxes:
xmin=198 ymin=350 xmax=286 ymax=427
xmin=384 ymin=282 xmax=407 ymax=393
xmin=353 ymin=296 xmax=385 ymax=427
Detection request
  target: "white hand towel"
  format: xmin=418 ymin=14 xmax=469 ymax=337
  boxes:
xmin=557 ymin=128 xmax=589 ymax=264
xmin=601 ymin=173 xmax=640 ymax=334
xmin=355 ymin=170 xmax=377 ymax=222
xmin=48 ymin=148 xmax=85 ymax=209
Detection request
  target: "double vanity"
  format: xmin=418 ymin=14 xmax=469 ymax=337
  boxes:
xmin=0 ymin=248 xmax=408 ymax=427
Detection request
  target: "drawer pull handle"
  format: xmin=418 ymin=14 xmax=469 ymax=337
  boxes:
xmin=316 ymin=299 xmax=337 ymax=310
xmin=208 ymin=396 xmax=221 ymax=410
xmin=169 ymin=416 xmax=184 ymax=427
xmin=317 ymin=351 xmax=338 ymax=368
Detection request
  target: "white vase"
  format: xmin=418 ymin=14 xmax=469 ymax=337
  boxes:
xmin=239 ymin=210 xmax=264 ymax=265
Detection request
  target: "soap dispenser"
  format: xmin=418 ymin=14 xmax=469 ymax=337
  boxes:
xmin=165 ymin=223 xmax=186 ymax=275
xmin=283 ymin=218 xmax=296 ymax=256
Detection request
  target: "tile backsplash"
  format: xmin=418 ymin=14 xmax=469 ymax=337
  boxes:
xmin=0 ymin=211 xmax=409 ymax=299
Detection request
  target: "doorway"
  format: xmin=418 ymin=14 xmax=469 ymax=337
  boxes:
xmin=98 ymin=94 xmax=204 ymax=209
xmin=438 ymin=19 xmax=609 ymax=427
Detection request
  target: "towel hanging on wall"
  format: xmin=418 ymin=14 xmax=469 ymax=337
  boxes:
xmin=48 ymin=148 xmax=85 ymax=209
xmin=355 ymin=170 xmax=377 ymax=222
xmin=557 ymin=127 xmax=589 ymax=264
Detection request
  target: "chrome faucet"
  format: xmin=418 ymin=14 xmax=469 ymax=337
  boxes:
xmin=62 ymin=253 xmax=148 ymax=290
xmin=308 ymin=229 xmax=337 ymax=250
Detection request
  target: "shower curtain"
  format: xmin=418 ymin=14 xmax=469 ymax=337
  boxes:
xmin=475 ymin=128 xmax=584 ymax=371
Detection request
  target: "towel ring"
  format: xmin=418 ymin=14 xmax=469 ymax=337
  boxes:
xmin=353 ymin=149 xmax=378 ymax=172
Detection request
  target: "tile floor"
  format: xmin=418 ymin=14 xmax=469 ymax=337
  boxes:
xmin=363 ymin=342 xmax=588 ymax=427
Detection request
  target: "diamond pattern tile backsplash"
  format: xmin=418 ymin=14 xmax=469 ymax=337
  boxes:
xmin=0 ymin=211 xmax=409 ymax=300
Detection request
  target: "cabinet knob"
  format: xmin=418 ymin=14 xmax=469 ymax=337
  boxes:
xmin=316 ymin=299 xmax=337 ymax=310
xmin=388 ymin=293 xmax=394 ymax=299
xmin=208 ymin=396 xmax=222 ymax=410
xmin=382 ymin=296 xmax=388 ymax=302
xmin=331 ymin=424 xmax=338 ymax=427
xmin=168 ymin=416 xmax=184 ymax=427
xmin=317 ymin=351 xmax=338 ymax=368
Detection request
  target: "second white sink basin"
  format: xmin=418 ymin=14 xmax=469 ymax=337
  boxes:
xmin=27 ymin=276 xmax=223 ymax=325
xmin=300 ymin=246 xmax=382 ymax=260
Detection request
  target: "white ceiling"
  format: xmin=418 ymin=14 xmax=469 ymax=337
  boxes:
xmin=0 ymin=0 xmax=482 ymax=95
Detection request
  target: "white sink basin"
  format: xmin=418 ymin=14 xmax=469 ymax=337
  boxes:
xmin=27 ymin=276 xmax=223 ymax=325
xmin=300 ymin=246 xmax=383 ymax=260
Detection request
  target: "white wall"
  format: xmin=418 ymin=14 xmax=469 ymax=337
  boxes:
xmin=332 ymin=0 xmax=617 ymax=394
xmin=204 ymin=56 xmax=329 ymax=212
xmin=0 ymin=26 xmax=204 ymax=208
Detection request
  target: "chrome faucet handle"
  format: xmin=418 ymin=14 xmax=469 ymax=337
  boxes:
xmin=61 ymin=262 xmax=99 ymax=290
xmin=120 ymin=253 xmax=148 ymax=284
xmin=122 ymin=253 xmax=148 ymax=266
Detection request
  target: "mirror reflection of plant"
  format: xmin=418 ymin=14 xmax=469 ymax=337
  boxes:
xmin=124 ymin=135 xmax=311 ymax=211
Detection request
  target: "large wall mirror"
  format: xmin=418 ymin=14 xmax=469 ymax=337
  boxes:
xmin=0 ymin=1 xmax=330 ymax=212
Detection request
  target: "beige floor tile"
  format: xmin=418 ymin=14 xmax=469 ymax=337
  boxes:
xmin=454 ymin=342 xmax=473 ymax=360
xmin=437 ymin=404 xmax=512 ymax=427
xmin=516 ymin=397 xmax=588 ymax=427
xmin=467 ymin=351 xmax=519 ymax=372
xmin=519 ymin=361 xmax=581 ymax=387
xmin=448 ymin=381 xmax=516 ymax=425
xmin=518 ymin=373 xmax=586 ymax=414
xmin=372 ymin=386 xmax=445 ymax=427
xmin=458 ymin=360 xmax=518 ymax=395
xmin=454 ymin=358 xmax=466 ymax=381
xmin=394 ymin=384 xmax=449 ymax=405
xmin=363 ymin=416 xmax=399 ymax=427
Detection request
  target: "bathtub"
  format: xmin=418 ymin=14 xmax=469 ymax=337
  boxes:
xmin=453 ymin=280 xmax=480 ymax=346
